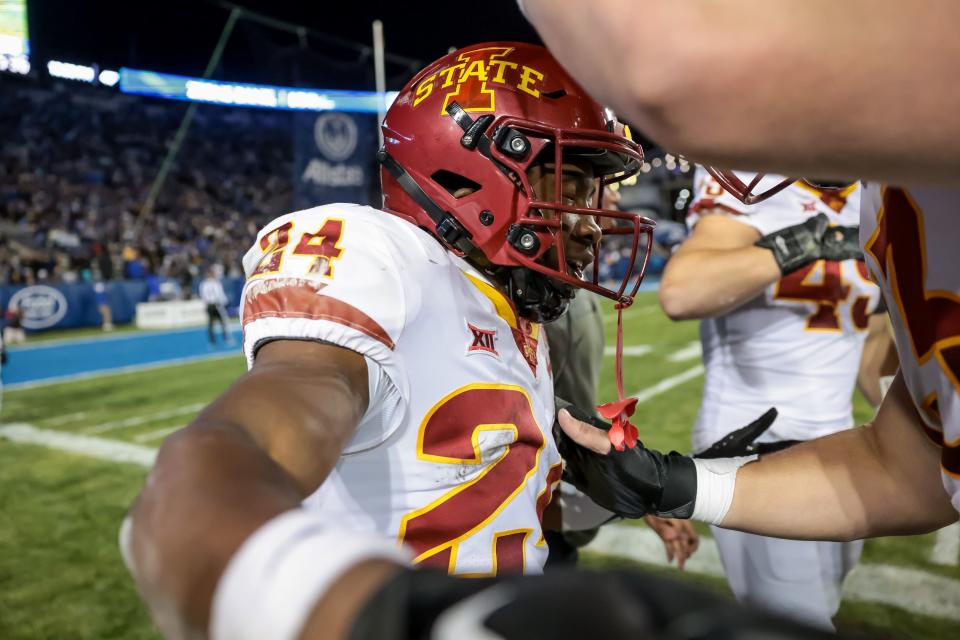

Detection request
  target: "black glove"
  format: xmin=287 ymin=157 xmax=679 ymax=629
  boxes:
xmin=695 ymin=407 xmax=778 ymax=458
xmin=555 ymin=403 xmax=697 ymax=519
xmin=555 ymin=404 xmax=778 ymax=520
xmin=756 ymin=213 xmax=861 ymax=274
xmin=350 ymin=565 xmax=836 ymax=640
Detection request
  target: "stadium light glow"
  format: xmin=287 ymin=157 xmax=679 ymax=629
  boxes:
xmin=287 ymin=90 xmax=337 ymax=111
xmin=0 ymin=53 xmax=29 ymax=75
xmin=0 ymin=1 xmax=30 ymax=76
xmin=120 ymin=68 xmax=399 ymax=114
xmin=98 ymin=69 xmax=120 ymax=86
xmin=185 ymin=79 xmax=278 ymax=107
xmin=48 ymin=60 xmax=95 ymax=82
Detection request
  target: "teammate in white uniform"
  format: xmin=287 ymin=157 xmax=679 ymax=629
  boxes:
xmin=661 ymin=169 xmax=883 ymax=629
xmin=123 ymin=43 xmax=671 ymax=640
xmin=860 ymin=184 xmax=960 ymax=512
xmin=684 ymin=171 xmax=881 ymax=450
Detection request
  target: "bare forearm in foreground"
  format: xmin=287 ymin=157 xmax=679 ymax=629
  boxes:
xmin=522 ymin=0 xmax=960 ymax=185
xmin=126 ymin=341 xmax=381 ymax=638
xmin=723 ymin=375 xmax=958 ymax=540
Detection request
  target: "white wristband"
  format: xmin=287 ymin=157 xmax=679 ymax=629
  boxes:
xmin=210 ymin=510 xmax=411 ymax=640
xmin=690 ymin=456 xmax=757 ymax=525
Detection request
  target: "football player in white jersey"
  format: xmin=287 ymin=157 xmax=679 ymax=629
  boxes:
xmin=658 ymin=169 xmax=887 ymax=629
xmin=119 ymin=42 xmax=684 ymax=640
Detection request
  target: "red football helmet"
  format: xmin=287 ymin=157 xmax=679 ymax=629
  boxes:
xmin=380 ymin=42 xmax=654 ymax=322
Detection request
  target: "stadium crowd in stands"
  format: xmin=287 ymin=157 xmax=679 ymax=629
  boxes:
xmin=0 ymin=78 xmax=294 ymax=293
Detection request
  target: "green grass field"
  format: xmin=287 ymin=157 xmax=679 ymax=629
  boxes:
xmin=1 ymin=292 xmax=957 ymax=638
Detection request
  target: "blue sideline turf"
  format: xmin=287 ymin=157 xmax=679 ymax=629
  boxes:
xmin=3 ymin=325 xmax=244 ymax=387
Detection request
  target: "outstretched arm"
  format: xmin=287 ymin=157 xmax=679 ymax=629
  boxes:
xmin=724 ymin=373 xmax=957 ymax=540
xmin=125 ymin=340 xmax=400 ymax=639
xmin=557 ymin=373 xmax=957 ymax=541
xmin=520 ymin=0 xmax=960 ymax=185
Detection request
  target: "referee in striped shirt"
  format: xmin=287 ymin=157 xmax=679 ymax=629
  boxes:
xmin=199 ymin=266 xmax=234 ymax=346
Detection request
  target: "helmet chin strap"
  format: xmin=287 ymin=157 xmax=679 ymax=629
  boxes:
xmin=504 ymin=267 xmax=572 ymax=324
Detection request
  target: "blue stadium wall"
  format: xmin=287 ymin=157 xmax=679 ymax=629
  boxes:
xmin=0 ymin=278 xmax=245 ymax=332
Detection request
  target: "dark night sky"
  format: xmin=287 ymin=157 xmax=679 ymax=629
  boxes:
xmin=27 ymin=0 xmax=541 ymax=90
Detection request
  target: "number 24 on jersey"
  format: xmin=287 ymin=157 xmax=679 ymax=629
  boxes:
xmin=251 ymin=218 xmax=346 ymax=279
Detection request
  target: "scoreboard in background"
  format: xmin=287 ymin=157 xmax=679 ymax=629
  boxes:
xmin=0 ymin=0 xmax=28 ymax=75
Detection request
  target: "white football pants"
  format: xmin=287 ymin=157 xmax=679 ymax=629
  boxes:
xmin=711 ymin=526 xmax=863 ymax=631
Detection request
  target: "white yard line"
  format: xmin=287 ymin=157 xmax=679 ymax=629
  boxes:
xmin=134 ymin=425 xmax=185 ymax=443
xmin=84 ymin=402 xmax=207 ymax=435
xmin=630 ymin=365 xmax=705 ymax=404
xmin=41 ymin=410 xmax=90 ymax=426
xmin=588 ymin=523 xmax=960 ymax=622
xmin=603 ymin=345 xmax=653 ymax=357
xmin=667 ymin=341 xmax=702 ymax=363
xmin=931 ymin=522 xmax=960 ymax=566
xmin=0 ymin=423 xmax=156 ymax=467
xmin=5 ymin=351 xmax=241 ymax=391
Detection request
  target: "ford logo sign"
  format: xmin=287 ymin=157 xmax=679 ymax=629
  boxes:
xmin=9 ymin=285 xmax=68 ymax=329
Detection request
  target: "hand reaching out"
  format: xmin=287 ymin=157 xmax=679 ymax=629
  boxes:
xmin=643 ymin=515 xmax=699 ymax=570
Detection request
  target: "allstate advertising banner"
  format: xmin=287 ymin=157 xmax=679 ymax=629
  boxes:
xmin=294 ymin=111 xmax=379 ymax=210
xmin=0 ymin=279 xmax=247 ymax=332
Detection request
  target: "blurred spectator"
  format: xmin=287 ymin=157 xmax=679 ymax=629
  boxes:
xmin=0 ymin=78 xmax=294 ymax=287
xmin=199 ymin=265 xmax=233 ymax=346
xmin=4 ymin=298 xmax=25 ymax=344
xmin=93 ymin=281 xmax=113 ymax=331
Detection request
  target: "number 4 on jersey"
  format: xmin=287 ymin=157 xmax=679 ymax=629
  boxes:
xmin=774 ymin=259 xmax=872 ymax=331
xmin=251 ymin=218 xmax=345 ymax=278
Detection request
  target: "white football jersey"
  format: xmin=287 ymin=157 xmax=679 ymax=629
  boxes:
xmin=687 ymin=169 xmax=881 ymax=451
xmin=860 ymin=184 xmax=960 ymax=513
xmin=239 ymin=203 xmax=562 ymax=575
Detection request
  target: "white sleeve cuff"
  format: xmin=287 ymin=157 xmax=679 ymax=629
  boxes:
xmin=210 ymin=510 xmax=411 ymax=640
